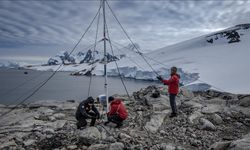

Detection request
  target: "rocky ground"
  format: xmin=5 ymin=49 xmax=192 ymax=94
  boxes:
xmin=0 ymin=86 xmax=250 ymax=150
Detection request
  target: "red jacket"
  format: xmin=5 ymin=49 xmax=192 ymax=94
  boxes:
xmin=107 ymin=99 xmax=128 ymax=120
xmin=162 ymin=74 xmax=180 ymax=94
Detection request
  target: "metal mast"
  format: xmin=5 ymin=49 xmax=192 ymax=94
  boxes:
xmin=103 ymin=0 xmax=109 ymax=113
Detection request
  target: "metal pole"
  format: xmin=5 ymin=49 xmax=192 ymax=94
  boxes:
xmin=103 ymin=0 xmax=109 ymax=113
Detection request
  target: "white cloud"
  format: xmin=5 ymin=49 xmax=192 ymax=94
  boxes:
xmin=0 ymin=0 xmax=250 ymax=62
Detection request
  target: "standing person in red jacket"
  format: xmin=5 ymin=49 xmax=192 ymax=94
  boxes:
xmin=157 ymin=66 xmax=180 ymax=118
xmin=104 ymin=96 xmax=128 ymax=128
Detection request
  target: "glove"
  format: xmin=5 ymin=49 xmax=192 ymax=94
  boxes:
xmin=156 ymin=76 xmax=163 ymax=81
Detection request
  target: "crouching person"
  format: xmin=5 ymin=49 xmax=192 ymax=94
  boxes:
xmin=105 ymin=97 xmax=128 ymax=128
xmin=75 ymin=97 xmax=100 ymax=129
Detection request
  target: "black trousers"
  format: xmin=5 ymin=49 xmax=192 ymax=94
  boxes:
xmin=107 ymin=114 xmax=124 ymax=126
xmin=76 ymin=112 xmax=98 ymax=128
xmin=169 ymin=94 xmax=177 ymax=114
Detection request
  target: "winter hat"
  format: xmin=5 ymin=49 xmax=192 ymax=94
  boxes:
xmin=171 ymin=66 xmax=177 ymax=73
xmin=87 ymin=97 xmax=94 ymax=104
xmin=108 ymin=96 xmax=114 ymax=102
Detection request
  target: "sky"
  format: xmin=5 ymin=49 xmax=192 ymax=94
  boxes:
xmin=0 ymin=0 xmax=250 ymax=64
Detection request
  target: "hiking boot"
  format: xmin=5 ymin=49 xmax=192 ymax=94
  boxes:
xmin=90 ymin=120 xmax=96 ymax=126
xmin=76 ymin=122 xmax=81 ymax=129
xmin=76 ymin=121 xmax=87 ymax=129
xmin=169 ymin=113 xmax=177 ymax=118
xmin=77 ymin=124 xmax=87 ymax=130
xmin=115 ymin=123 xmax=123 ymax=128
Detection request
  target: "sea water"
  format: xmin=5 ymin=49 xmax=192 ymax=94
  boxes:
xmin=0 ymin=69 xmax=159 ymax=105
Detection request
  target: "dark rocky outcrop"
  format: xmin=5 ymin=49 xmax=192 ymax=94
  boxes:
xmin=206 ymin=23 xmax=250 ymax=45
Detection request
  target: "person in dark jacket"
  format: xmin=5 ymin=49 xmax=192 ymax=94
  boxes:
xmin=75 ymin=97 xmax=100 ymax=129
xmin=157 ymin=66 xmax=180 ymax=118
xmin=104 ymin=96 xmax=128 ymax=128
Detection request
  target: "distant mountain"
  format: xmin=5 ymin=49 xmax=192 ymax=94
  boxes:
xmin=48 ymin=51 xmax=75 ymax=65
xmin=46 ymin=42 xmax=142 ymax=66
xmin=24 ymin=24 xmax=250 ymax=93
xmin=47 ymin=49 xmax=119 ymax=65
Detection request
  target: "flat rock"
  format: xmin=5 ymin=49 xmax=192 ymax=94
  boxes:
xmin=28 ymin=100 xmax=59 ymax=108
xmin=23 ymin=139 xmax=36 ymax=147
xmin=151 ymin=143 xmax=176 ymax=150
xmin=118 ymin=133 xmax=131 ymax=140
xmin=190 ymin=139 xmax=202 ymax=147
xmin=67 ymin=145 xmax=78 ymax=150
xmin=205 ymin=98 xmax=227 ymax=105
xmin=239 ymin=96 xmax=250 ymax=107
xmin=209 ymin=141 xmax=231 ymax=150
xmin=145 ymin=110 xmax=169 ymax=133
xmin=0 ymin=140 xmax=17 ymax=149
xmin=106 ymin=136 xmax=116 ymax=143
xmin=0 ymin=109 xmax=39 ymax=127
xmin=145 ymin=94 xmax=170 ymax=111
xmin=44 ymin=120 xmax=67 ymax=129
xmin=87 ymin=144 xmax=108 ymax=150
xmin=233 ymin=106 xmax=250 ymax=118
xmin=58 ymin=102 xmax=78 ymax=111
xmin=228 ymin=133 xmax=250 ymax=150
xmin=78 ymin=127 xmax=101 ymax=146
xmin=188 ymin=111 xmax=203 ymax=124
xmin=37 ymin=107 xmax=55 ymax=116
xmin=210 ymin=114 xmax=223 ymax=125
xmin=53 ymin=113 xmax=66 ymax=119
xmin=49 ymin=116 xmax=56 ymax=121
xmin=200 ymin=118 xmax=216 ymax=131
xmin=201 ymin=104 xmax=223 ymax=114
xmin=109 ymin=142 xmax=124 ymax=150
xmin=43 ymin=128 xmax=55 ymax=134
xmin=182 ymin=101 xmax=203 ymax=109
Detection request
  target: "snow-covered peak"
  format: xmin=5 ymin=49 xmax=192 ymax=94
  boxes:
xmin=144 ymin=24 xmax=250 ymax=94
xmin=48 ymin=51 xmax=74 ymax=65
xmin=47 ymin=48 xmax=120 ymax=66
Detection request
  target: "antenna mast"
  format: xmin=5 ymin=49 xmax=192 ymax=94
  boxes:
xmin=102 ymin=0 xmax=109 ymax=113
